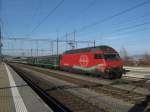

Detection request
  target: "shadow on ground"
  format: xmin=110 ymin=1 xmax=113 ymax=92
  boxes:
xmin=128 ymin=95 xmax=150 ymax=112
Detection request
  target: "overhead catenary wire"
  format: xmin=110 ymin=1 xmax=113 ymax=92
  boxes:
xmin=3 ymin=38 xmax=94 ymax=44
xmin=109 ymin=13 xmax=150 ymax=30
xmin=99 ymin=27 xmax=150 ymax=45
xmin=82 ymin=20 xmax=150 ymax=40
xmin=30 ymin=0 xmax=42 ymax=28
xmin=96 ymin=19 xmax=150 ymax=37
xmin=60 ymin=0 xmax=150 ymax=39
xmin=77 ymin=13 xmax=150 ymax=38
xmin=78 ymin=0 xmax=150 ymax=32
xmin=29 ymin=0 xmax=64 ymax=35
xmin=82 ymin=0 xmax=97 ymax=12
xmin=111 ymin=27 xmax=150 ymax=38
xmin=113 ymin=20 xmax=150 ymax=32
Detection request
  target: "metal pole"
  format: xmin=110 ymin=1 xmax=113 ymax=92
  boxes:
xmin=66 ymin=33 xmax=68 ymax=50
xmin=0 ymin=27 xmax=2 ymax=61
xmin=94 ymin=40 xmax=96 ymax=47
xmin=36 ymin=40 xmax=39 ymax=63
xmin=73 ymin=31 xmax=76 ymax=49
xmin=50 ymin=41 xmax=53 ymax=55
xmin=31 ymin=49 xmax=32 ymax=57
xmin=36 ymin=40 xmax=38 ymax=57
xmin=56 ymin=38 xmax=59 ymax=55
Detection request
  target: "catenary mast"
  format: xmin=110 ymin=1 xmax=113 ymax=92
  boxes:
xmin=0 ymin=27 xmax=2 ymax=59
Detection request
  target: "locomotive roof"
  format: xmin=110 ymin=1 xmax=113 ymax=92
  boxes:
xmin=64 ymin=45 xmax=115 ymax=54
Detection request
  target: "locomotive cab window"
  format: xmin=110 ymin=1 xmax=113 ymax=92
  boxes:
xmin=94 ymin=54 xmax=104 ymax=59
xmin=104 ymin=54 xmax=120 ymax=60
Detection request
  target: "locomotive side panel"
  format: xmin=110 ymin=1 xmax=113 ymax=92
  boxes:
xmin=60 ymin=52 xmax=94 ymax=67
xmin=60 ymin=52 xmax=106 ymax=74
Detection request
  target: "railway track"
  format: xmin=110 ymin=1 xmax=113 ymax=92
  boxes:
xmin=19 ymin=63 xmax=150 ymax=90
xmin=11 ymin=63 xmax=149 ymax=105
xmin=10 ymin=63 xmax=105 ymax=112
xmin=20 ymin=63 xmax=150 ymax=90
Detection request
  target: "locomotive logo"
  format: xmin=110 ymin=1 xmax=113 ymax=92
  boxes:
xmin=79 ymin=55 xmax=89 ymax=67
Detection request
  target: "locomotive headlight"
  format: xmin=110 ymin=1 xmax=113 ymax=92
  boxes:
xmin=98 ymin=64 xmax=105 ymax=67
xmin=97 ymin=64 xmax=106 ymax=72
xmin=105 ymin=68 xmax=110 ymax=73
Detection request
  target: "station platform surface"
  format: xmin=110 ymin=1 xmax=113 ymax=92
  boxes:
xmin=124 ymin=66 xmax=150 ymax=79
xmin=0 ymin=62 xmax=53 ymax=112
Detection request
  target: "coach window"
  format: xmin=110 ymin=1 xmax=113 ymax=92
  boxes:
xmin=95 ymin=54 xmax=103 ymax=59
xmin=60 ymin=55 xmax=62 ymax=60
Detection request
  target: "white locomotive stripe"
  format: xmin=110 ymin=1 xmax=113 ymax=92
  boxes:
xmin=5 ymin=64 xmax=28 ymax=112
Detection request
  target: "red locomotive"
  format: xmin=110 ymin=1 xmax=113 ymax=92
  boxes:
xmin=60 ymin=45 xmax=123 ymax=78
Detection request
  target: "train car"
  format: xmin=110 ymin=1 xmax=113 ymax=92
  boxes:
xmin=26 ymin=55 xmax=60 ymax=68
xmin=60 ymin=45 xmax=123 ymax=78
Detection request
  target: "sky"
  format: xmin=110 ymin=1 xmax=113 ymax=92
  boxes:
xmin=1 ymin=0 xmax=150 ymax=56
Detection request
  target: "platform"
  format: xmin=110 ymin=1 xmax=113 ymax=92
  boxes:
xmin=0 ymin=62 xmax=53 ymax=112
xmin=124 ymin=66 xmax=150 ymax=79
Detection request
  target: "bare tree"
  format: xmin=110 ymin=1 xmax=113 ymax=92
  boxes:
xmin=120 ymin=47 xmax=129 ymax=60
xmin=143 ymin=52 xmax=150 ymax=61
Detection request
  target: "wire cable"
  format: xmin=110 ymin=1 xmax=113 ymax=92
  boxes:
xmin=29 ymin=0 xmax=64 ymax=35
xmin=82 ymin=0 xmax=97 ymax=12
xmin=114 ymin=20 xmax=150 ymax=32
xmin=78 ymin=0 xmax=150 ymax=32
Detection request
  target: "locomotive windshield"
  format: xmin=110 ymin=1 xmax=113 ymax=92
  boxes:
xmin=95 ymin=54 xmax=103 ymax=59
xmin=104 ymin=54 xmax=120 ymax=60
